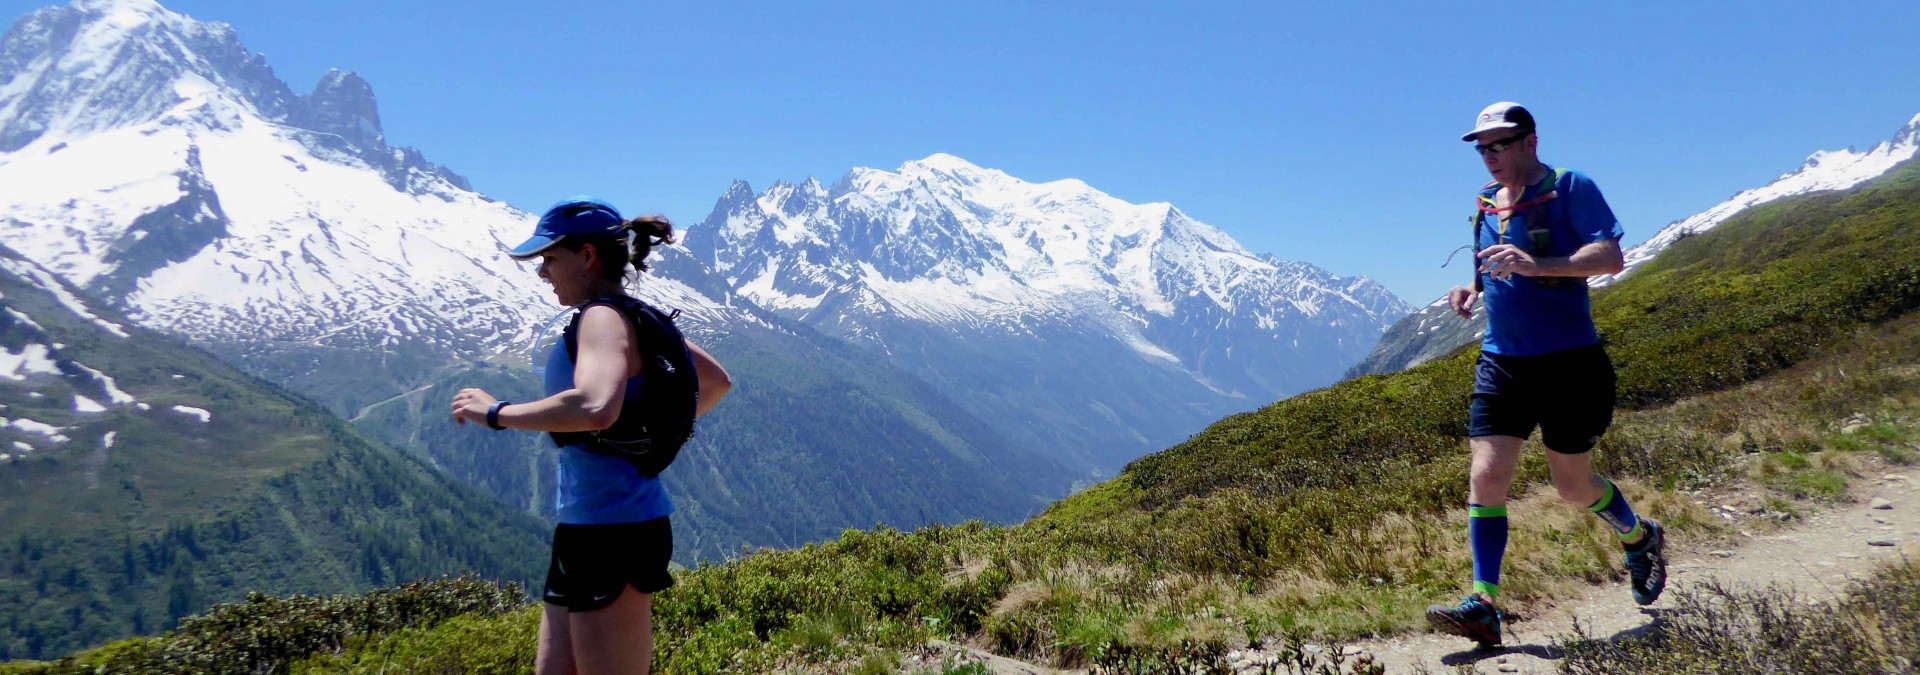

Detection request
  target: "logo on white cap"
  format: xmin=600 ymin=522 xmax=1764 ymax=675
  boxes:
xmin=1463 ymin=102 xmax=1532 ymax=142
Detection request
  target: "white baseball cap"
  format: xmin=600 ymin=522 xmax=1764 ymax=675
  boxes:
xmin=1462 ymin=102 xmax=1536 ymax=142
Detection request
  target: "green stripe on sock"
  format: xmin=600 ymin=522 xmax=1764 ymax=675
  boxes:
xmin=1473 ymin=581 xmax=1500 ymax=597
xmin=1588 ymin=480 xmax=1617 ymax=513
xmin=1469 ymin=505 xmax=1508 ymax=518
xmin=1620 ymin=520 xmax=1646 ymax=542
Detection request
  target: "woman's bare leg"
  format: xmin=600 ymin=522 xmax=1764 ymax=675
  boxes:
xmin=535 ymin=602 xmax=577 ymax=675
xmin=569 ymin=586 xmax=654 ymax=675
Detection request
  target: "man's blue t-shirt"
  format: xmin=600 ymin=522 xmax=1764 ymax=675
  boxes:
xmin=542 ymin=330 xmax=675 ymax=525
xmin=1475 ymin=166 xmax=1625 ymax=357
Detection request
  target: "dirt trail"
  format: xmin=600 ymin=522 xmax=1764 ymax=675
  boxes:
xmin=941 ymin=463 xmax=1918 ymax=674
xmin=1340 ymin=467 xmax=1918 ymax=674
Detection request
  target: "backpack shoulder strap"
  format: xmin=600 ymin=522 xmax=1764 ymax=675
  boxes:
xmin=563 ymin=297 xmax=646 ymax=362
xmin=1469 ymin=182 xmax=1501 ymax=293
xmin=560 ymin=295 xmax=691 ymax=377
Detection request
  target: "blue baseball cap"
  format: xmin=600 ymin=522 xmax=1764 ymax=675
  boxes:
xmin=507 ymin=196 xmax=626 ymax=260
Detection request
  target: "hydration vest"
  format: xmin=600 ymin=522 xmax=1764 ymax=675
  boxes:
xmin=1470 ymin=167 xmax=1576 ymax=290
xmin=549 ymin=295 xmax=699 ymax=477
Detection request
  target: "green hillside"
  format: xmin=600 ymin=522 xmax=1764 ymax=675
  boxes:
xmin=349 ymin=304 xmax=1072 ymax=564
xmin=0 ymin=249 xmax=551 ymax=661
xmin=15 ymin=154 xmax=1920 ymax=673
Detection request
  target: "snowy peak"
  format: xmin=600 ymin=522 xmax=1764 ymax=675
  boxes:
xmin=1595 ymin=111 xmax=1920 ymax=286
xmin=289 ymin=69 xmax=383 ymax=150
xmin=0 ymin=0 xmax=741 ymax=374
xmin=0 ymin=0 xmax=293 ymax=151
xmin=1889 ymin=112 xmax=1919 ymax=148
xmin=0 ymin=0 xmax=468 ymax=194
xmin=690 ymin=153 xmax=1409 ymax=405
xmin=697 ymin=153 xmax=1398 ymax=327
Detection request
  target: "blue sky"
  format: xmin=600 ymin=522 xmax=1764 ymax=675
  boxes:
xmin=7 ymin=1 xmax=1919 ymax=303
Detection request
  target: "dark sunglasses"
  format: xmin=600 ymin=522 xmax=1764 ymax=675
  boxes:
xmin=1473 ymin=133 xmax=1532 ymax=156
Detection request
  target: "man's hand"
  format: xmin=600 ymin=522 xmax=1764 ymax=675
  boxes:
xmin=1477 ymin=244 xmax=1538 ymax=280
xmin=451 ymin=387 xmax=497 ymax=426
xmin=1447 ymin=285 xmax=1479 ymax=319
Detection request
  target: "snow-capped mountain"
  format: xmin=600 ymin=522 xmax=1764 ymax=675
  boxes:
xmin=0 ymin=0 xmax=733 ymax=405
xmin=0 ymin=0 xmax=1079 ymax=559
xmin=686 ymin=155 xmax=1410 ymax=470
xmin=1349 ymin=112 xmax=1920 ymax=377
xmin=1593 ymin=113 xmax=1920 ymax=287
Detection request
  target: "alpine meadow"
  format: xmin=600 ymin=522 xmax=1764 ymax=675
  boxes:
xmin=11 ymin=115 xmax=1920 ymax=674
xmin=4 ymin=0 xmax=1920 ymax=673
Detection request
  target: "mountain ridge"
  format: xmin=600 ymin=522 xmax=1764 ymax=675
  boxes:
xmin=0 ymin=239 xmax=552 ymax=660
xmin=0 ymin=0 xmax=1080 ymax=564
xmin=688 ymin=152 xmax=1409 ymax=470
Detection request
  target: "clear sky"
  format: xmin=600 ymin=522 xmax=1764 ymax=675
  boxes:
xmin=5 ymin=0 xmax=1918 ymax=304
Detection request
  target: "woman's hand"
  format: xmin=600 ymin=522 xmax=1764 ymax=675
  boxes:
xmin=452 ymin=388 xmax=498 ymax=426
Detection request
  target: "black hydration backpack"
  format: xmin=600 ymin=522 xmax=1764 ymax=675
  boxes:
xmin=548 ymin=295 xmax=698 ymax=477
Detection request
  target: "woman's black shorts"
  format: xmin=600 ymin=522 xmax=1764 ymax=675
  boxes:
xmin=543 ymin=517 xmax=674 ymax=612
xmin=1468 ymin=343 xmax=1616 ymax=454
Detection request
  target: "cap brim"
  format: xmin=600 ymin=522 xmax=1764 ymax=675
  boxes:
xmin=506 ymin=234 xmax=563 ymax=260
xmin=1461 ymin=122 xmax=1520 ymax=142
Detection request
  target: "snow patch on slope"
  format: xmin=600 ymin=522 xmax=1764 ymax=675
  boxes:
xmin=1595 ymin=114 xmax=1920 ymax=286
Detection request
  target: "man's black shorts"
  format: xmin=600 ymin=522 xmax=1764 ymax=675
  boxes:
xmin=1469 ymin=343 xmax=1615 ymax=454
xmin=543 ymin=516 xmax=675 ymax=612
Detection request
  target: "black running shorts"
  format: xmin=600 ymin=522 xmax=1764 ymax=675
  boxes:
xmin=1468 ymin=343 xmax=1616 ymax=454
xmin=543 ymin=517 xmax=675 ymax=612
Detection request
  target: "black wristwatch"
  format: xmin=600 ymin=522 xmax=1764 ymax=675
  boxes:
xmin=486 ymin=401 xmax=511 ymax=431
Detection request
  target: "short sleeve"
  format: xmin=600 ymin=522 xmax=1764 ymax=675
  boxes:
xmin=1560 ymin=171 xmax=1625 ymax=244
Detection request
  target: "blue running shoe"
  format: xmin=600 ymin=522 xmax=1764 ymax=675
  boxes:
xmin=1425 ymin=592 xmax=1503 ymax=648
xmin=1625 ymin=518 xmax=1668 ymax=606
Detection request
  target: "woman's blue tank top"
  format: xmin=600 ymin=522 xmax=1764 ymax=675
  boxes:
xmin=543 ymin=338 xmax=674 ymax=525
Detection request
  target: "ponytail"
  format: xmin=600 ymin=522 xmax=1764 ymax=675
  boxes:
xmin=622 ymin=215 xmax=675 ymax=273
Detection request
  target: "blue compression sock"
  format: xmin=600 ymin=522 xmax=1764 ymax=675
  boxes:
xmin=1469 ymin=503 xmax=1509 ymax=597
xmin=1588 ymin=479 xmax=1645 ymax=541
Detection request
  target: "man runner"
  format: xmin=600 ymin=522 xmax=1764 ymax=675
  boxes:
xmin=1426 ymin=102 xmax=1667 ymax=649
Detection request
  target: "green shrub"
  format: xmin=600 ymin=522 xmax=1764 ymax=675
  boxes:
xmin=1559 ymin=557 xmax=1920 ymax=674
xmin=9 ymin=575 xmax=521 ymax=674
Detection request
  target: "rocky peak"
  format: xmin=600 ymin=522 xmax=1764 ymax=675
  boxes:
xmin=0 ymin=0 xmax=293 ymax=151
xmin=288 ymin=69 xmax=384 ymax=150
xmin=1895 ymin=113 xmax=1920 ymax=147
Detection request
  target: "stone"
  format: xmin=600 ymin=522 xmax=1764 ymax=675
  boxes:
xmin=1869 ymin=538 xmax=1897 ymax=547
xmin=1710 ymin=550 xmax=1734 ymax=558
xmin=1840 ymin=552 xmax=1860 ymax=559
xmin=1886 ymin=474 xmax=1910 ymax=481
xmin=1870 ymin=498 xmax=1894 ymax=510
xmin=1818 ymin=561 xmax=1838 ymax=567
xmin=1842 ymin=422 xmax=1868 ymax=435
xmin=1499 ymin=666 xmax=1520 ymax=673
